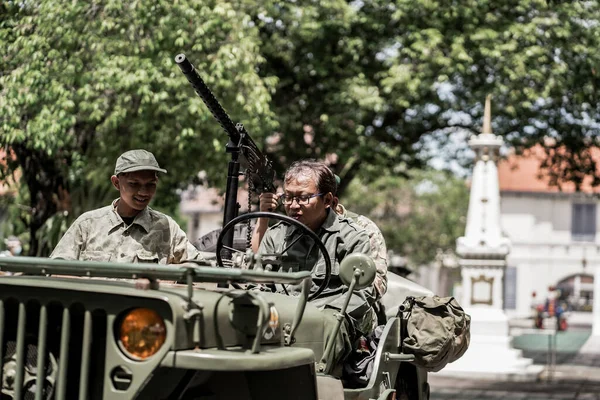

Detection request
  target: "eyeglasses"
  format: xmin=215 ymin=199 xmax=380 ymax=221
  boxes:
xmin=280 ymin=193 xmax=323 ymax=205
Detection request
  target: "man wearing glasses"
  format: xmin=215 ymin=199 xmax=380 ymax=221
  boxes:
xmin=254 ymin=159 xmax=382 ymax=375
xmin=252 ymin=175 xmax=388 ymax=301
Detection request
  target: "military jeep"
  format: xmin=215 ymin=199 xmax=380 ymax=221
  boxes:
xmin=0 ymin=53 xmax=435 ymax=399
xmin=0 ymin=243 xmax=432 ymax=400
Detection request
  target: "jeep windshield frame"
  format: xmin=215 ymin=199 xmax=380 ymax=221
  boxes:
xmin=0 ymin=256 xmax=311 ymax=285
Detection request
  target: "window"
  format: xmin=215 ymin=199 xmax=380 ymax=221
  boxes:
xmin=571 ymin=203 xmax=597 ymax=242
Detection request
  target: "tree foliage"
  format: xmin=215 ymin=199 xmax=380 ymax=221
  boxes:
xmin=2 ymin=0 xmax=600 ymax=257
xmin=342 ymin=170 xmax=469 ymax=267
xmin=252 ymin=0 xmax=600 ymax=190
xmin=1 ymin=0 xmax=276 ymax=253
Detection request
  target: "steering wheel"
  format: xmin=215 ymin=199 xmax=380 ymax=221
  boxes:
xmin=216 ymin=211 xmax=332 ymax=301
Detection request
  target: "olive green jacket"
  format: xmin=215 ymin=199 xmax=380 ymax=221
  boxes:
xmin=258 ymin=209 xmax=377 ymax=324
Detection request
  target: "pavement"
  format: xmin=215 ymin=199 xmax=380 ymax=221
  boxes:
xmin=428 ymin=313 xmax=600 ymax=400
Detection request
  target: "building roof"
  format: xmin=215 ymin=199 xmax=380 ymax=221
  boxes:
xmin=498 ymin=145 xmax=600 ymax=194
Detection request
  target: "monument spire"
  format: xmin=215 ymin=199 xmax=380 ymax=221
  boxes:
xmin=482 ymin=94 xmax=492 ymax=134
xmin=457 ymin=95 xmax=509 ymax=259
xmin=439 ymin=95 xmax=542 ymax=381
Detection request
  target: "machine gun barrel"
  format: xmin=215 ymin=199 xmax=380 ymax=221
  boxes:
xmin=175 ymin=53 xmax=275 ymax=193
xmin=175 ymin=53 xmax=241 ymax=144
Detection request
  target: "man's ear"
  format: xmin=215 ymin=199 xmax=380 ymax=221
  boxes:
xmin=110 ymin=175 xmax=120 ymax=191
xmin=331 ymin=196 xmax=339 ymax=210
xmin=323 ymin=192 xmax=334 ymax=208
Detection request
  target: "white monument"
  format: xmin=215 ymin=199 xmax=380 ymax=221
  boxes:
xmin=593 ymin=266 xmax=600 ymax=336
xmin=436 ymin=96 xmax=543 ymax=380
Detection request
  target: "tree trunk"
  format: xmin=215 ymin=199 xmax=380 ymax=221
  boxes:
xmin=12 ymin=144 xmax=65 ymax=256
xmin=336 ymin=159 xmax=362 ymax=198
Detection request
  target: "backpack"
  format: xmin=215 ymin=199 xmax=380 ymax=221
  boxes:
xmin=399 ymin=295 xmax=471 ymax=372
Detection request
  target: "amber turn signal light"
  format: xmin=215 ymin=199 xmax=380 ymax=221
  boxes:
xmin=118 ymin=308 xmax=166 ymax=360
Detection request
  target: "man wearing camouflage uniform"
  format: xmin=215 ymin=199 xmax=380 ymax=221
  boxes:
xmin=332 ymin=175 xmax=388 ymax=299
xmin=334 ymin=204 xmax=387 ymax=295
xmin=256 ymin=160 xmax=384 ymax=373
xmin=51 ymin=149 xmax=201 ymax=263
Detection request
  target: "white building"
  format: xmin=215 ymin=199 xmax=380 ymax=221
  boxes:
xmin=180 ymin=184 xmax=251 ymax=247
xmin=498 ymin=146 xmax=600 ymax=318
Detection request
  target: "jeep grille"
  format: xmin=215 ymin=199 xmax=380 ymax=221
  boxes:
xmin=0 ymin=298 xmax=107 ymax=400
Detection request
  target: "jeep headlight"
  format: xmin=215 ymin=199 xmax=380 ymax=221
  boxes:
xmin=118 ymin=308 xmax=166 ymax=360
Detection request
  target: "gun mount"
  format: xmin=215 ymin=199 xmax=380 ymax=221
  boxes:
xmin=175 ymin=53 xmax=275 ymax=240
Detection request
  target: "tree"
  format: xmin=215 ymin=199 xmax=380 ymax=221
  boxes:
xmin=3 ymin=0 xmax=600 ymax=255
xmin=1 ymin=0 xmax=276 ymax=254
xmin=252 ymin=0 xmax=600 ymax=190
xmin=342 ymin=169 xmax=469 ymax=268
xmin=250 ymin=0 xmax=431 ymax=190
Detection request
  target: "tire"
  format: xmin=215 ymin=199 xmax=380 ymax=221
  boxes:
xmin=395 ymin=363 xmax=424 ymax=400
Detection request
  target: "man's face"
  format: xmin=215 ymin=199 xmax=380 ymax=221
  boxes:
xmin=283 ymin=175 xmax=331 ymax=232
xmin=111 ymin=170 xmax=158 ymax=214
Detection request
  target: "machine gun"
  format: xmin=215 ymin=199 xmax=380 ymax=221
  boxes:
xmin=175 ymin=53 xmax=276 ymax=259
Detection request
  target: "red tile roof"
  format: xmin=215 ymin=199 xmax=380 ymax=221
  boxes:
xmin=498 ymin=145 xmax=600 ymax=193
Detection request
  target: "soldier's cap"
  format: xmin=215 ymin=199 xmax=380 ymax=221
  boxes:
xmin=114 ymin=149 xmax=167 ymax=176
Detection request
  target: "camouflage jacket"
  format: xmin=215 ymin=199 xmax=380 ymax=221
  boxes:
xmin=336 ymin=204 xmax=388 ymax=298
xmin=50 ymin=199 xmax=201 ymax=264
xmin=258 ymin=209 xmax=377 ymax=325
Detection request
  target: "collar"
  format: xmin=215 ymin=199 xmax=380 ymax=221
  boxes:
xmin=110 ymin=198 xmax=152 ymax=232
xmin=335 ymin=203 xmax=348 ymax=218
xmin=320 ymin=208 xmax=342 ymax=233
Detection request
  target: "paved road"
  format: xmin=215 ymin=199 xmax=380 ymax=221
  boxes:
xmin=429 ymin=322 xmax=600 ymax=400
xmin=429 ymin=371 xmax=600 ymax=400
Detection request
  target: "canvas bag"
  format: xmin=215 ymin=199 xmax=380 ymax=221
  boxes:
xmin=399 ymin=295 xmax=471 ymax=372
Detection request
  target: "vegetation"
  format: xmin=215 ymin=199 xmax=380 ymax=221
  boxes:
xmin=253 ymin=0 xmax=600 ymax=191
xmin=342 ymin=170 xmax=469 ymax=267
xmin=1 ymin=0 xmax=275 ymax=253
xmin=1 ymin=0 xmax=599 ymax=256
